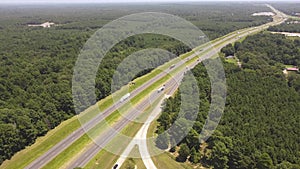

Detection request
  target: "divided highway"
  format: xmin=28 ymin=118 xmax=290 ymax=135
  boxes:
xmin=67 ymin=72 xmax=184 ymax=168
xmin=68 ymin=5 xmax=287 ymax=169
xmin=25 ymin=4 xmax=286 ymax=169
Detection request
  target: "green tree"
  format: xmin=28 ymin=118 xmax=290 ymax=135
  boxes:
xmin=256 ymin=153 xmax=274 ymax=169
xmin=210 ymin=141 xmax=229 ymax=169
xmin=221 ymin=43 xmax=235 ymax=56
xmin=189 ymin=147 xmax=201 ymax=163
xmin=177 ymin=143 xmax=190 ymax=162
xmin=276 ymin=161 xmax=300 ymax=169
xmin=155 ymin=132 xmax=169 ymax=149
xmin=234 ymin=41 xmax=241 ymax=51
xmin=185 ymin=129 xmax=200 ymax=149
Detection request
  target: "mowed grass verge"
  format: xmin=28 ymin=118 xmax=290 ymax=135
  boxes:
xmin=84 ymin=95 xmax=165 ymax=169
xmin=41 ymin=110 xmax=121 ymax=169
xmin=146 ymin=120 xmax=193 ymax=169
xmin=83 ymin=121 xmax=144 ymax=169
xmin=0 ymin=116 xmax=81 ymax=169
xmin=44 ymin=91 xmax=164 ymax=168
xmin=120 ymin=145 xmax=146 ymax=169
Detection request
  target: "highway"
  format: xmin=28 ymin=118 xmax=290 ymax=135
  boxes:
xmin=25 ymin=54 xmax=186 ymax=169
xmin=26 ymin=55 xmax=187 ymax=169
xmin=113 ymin=76 xmax=181 ymax=169
xmin=25 ymin=4 xmax=286 ymax=169
xmin=114 ymin=97 xmax=165 ymax=169
xmin=67 ymin=70 xmax=185 ymax=168
xmin=67 ymin=5 xmax=287 ymax=167
xmin=25 ymin=19 xmax=226 ymax=169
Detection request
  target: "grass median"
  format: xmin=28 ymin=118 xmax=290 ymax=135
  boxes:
xmin=84 ymin=95 xmax=164 ymax=169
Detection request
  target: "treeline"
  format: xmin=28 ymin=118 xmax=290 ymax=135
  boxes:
xmin=155 ymin=33 xmax=300 ymax=168
xmin=95 ymin=34 xmax=190 ymax=101
xmin=222 ymin=33 xmax=300 ymax=67
xmin=270 ymin=3 xmax=300 ymax=16
xmin=0 ymin=29 xmax=86 ymax=164
xmin=0 ymin=3 xmax=271 ymax=39
xmin=268 ymin=20 xmax=300 ymax=33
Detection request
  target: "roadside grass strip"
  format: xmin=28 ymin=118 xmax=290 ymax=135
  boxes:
xmin=120 ymin=145 xmax=146 ymax=169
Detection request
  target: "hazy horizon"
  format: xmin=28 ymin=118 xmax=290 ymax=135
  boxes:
xmin=0 ymin=0 xmax=299 ymax=4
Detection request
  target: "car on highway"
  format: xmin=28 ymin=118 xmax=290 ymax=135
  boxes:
xmin=157 ymin=85 xmax=165 ymax=93
xmin=170 ymin=64 xmax=175 ymax=69
xmin=120 ymin=93 xmax=130 ymax=102
xmin=113 ymin=164 xmax=118 ymax=169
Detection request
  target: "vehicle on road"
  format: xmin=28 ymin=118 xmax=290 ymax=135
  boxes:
xmin=113 ymin=164 xmax=118 ymax=169
xmin=120 ymin=93 xmax=130 ymax=102
xmin=170 ymin=64 xmax=175 ymax=69
xmin=157 ymin=86 xmax=165 ymax=93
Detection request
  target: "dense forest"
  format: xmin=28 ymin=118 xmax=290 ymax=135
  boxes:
xmin=0 ymin=31 xmax=190 ymax=164
xmin=156 ymin=33 xmax=300 ymax=168
xmin=0 ymin=2 xmax=275 ymax=164
xmin=270 ymin=3 xmax=300 ymax=17
xmin=268 ymin=3 xmax=300 ymax=33
xmin=268 ymin=19 xmax=300 ymax=33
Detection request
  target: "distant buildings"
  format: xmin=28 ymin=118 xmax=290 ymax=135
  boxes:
xmin=287 ymin=20 xmax=299 ymax=24
xmin=271 ymin=32 xmax=300 ymax=37
xmin=28 ymin=22 xmax=55 ymax=28
xmin=198 ymin=35 xmax=205 ymax=40
xmin=283 ymin=67 xmax=299 ymax=75
xmin=252 ymin=12 xmax=275 ymax=16
xmin=286 ymin=67 xmax=299 ymax=72
xmin=294 ymin=12 xmax=300 ymax=16
xmin=226 ymin=55 xmax=234 ymax=59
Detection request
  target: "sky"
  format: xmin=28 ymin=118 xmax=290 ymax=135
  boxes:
xmin=0 ymin=0 xmax=299 ymax=4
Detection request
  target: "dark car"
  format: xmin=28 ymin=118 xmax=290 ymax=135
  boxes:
xmin=113 ymin=164 xmax=118 ymax=169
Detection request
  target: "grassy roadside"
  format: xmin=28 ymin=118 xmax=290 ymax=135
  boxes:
xmin=83 ymin=122 xmax=143 ymax=169
xmin=41 ymin=110 xmax=121 ymax=169
xmin=42 ymin=134 xmax=91 ymax=169
xmin=120 ymin=145 xmax=146 ymax=169
xmin=83 ymin=96 xmax=164 ymax=169
xmin=45 ymin=92 xmax=164 ymax=168
xmin=0 ymin=90 xmax=122 ymax=169
xmin=146 ymin=121 xmax=192 ymax=169
xmin=0 ymin=116 xmax=81 ymax=169
xmin=77 ymin=44 xmax=207 ymax=124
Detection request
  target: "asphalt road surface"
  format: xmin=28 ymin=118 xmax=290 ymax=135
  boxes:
xmin=113 ymin=76 xmax=181 ymax=169
xmin=67 ymin=72 xmax=184 ymax=168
